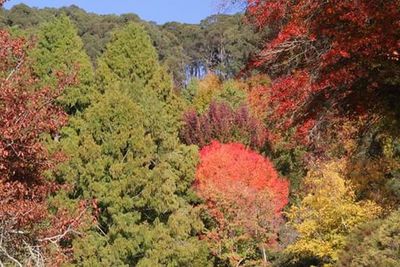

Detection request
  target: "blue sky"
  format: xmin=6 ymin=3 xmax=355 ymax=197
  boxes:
xmin=4 ymin=0 xmax=242 ymax=24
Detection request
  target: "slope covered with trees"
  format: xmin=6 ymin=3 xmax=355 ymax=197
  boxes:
xmin=1 ymin=4 xmax=261 ymax=87
xmin=1 ymin=0 xmax=400 ymax=266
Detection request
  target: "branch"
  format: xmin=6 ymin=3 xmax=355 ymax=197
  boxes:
xmin=5 ymin=58 xmax=24 ymax=82
xmin=38 ymin=226 xmax=82 ymax=245
xmin=23 ymin=241 xmax=45 ymax=267
xmin=0 ymin=246 xmax=23 ymax=267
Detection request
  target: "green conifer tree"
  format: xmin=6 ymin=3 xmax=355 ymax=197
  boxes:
xmin=55 ymin=22 xmax=210 ymax=266
xmin=30 ymin=15 xmax=94 ymax=114
xmin=338 ymin=211 xmax=400 ymax=267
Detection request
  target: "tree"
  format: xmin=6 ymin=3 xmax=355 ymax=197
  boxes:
xmin=214 ymin=79 xmax=248 ymax=109
xmin=338 ymin=210 xmax=400 ymax=267
xmin=180 ymin=101 xmax=269 ymax=151
xmin=186 ymin=73 xmax=249 ymax=112
xmin=0 ymin=6 xmax=7 ymax=28
xmin=96 ymin=23 xmax=160 ymax=90
xmin=143 ymin=21 xmax=188 ymax=88
xmin=55 ymin=22 xmax=211 ymax=266
xmin=0 ymin=29 xmax=83 ymax=266
xmin=30 ymin=15 xmax=94 ymax=114
xmin=238 ymin=0 xmax=400 ymax=145
xmin=162 ymin=14 xmax=261 ymax=81
xmin=195 ymin=141 xmax=289 ymax=266
xmin=96 ymin=22 xmax=186 ymax=131
xmin=199 ymin=14 xmax=260 ymax=79
xmin=59 ymin=5 xmax=140 ymax=63
xmin=4 ymin=4 xmax=45 ymax=29
xmin=285 ymin=160 xmax=382 ymax=265
xmin=190 ymin=73 xmax=222 ymax=112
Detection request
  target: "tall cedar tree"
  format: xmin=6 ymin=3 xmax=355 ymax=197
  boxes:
xmin=30 ymin=15 xmax=95 ymax=114
xmin=55 ymin=23 xmax=211 ymax=266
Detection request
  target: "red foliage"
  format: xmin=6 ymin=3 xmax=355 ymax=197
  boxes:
xmin=0 ymin=30 xmax=80 ymax=264
xmin=180 ymin=101 xmax=269 ymax=150
xmin=196 ymin=141 xmax=289 ymax=212
xmin=195 ymin=142 xmax=289 ymax=262
xmin=243 ymin=0 xmax=400 ymax=143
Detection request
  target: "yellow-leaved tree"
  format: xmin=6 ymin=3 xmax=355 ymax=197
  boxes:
xmin=285 ymin=160 xmax=382 ymax=266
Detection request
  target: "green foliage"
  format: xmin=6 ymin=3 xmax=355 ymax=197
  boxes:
xmin=163 ymin=14 xmax=261 ymax=80
xmin=338 ymin=210 xmax=400 ymax=267
xmin=269 ymin=130 xmax=307 ymax=191
xmin=187 ymin=74 xmax=248 ymax=113
xmin=96 ymin=23 xmax=159 ymax=88
xmin=143 ymin=22 xmax=188 ymax=87
xmin=214 ymin=79 xmax=247 ymax=109
xmin=30 ymin=15 xmax=94 ymax=113
xmin=199 ymin=14 xmax=260 ymax=78
xmin=58 ymin=89 xmax=208 ymax=266
xmin=191 ymin=73 xmax=222 ymax=112
xmin=96 ymin=22 xmax=185 ymax=129
xmin=59 ymin=5 xmax=141 ymax=63
xmin=6 ymin=4 xmax=45 ymax=29
xmin=3 ymin=5 xmax=259 ymax=87
xmin=54 ymin=22 xmax=210 ymax=266
xmin=182 ymin=78 xmax=199 ymax=103
xmin=162 ymin=22 xmax=204 ymax=78
xmin=0 ymin=7 xmax=7 ymax=28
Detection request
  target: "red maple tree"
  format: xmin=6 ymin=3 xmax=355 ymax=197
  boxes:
xmin=241 ymin=0 xmax=400 ymax=144
xmin=0 ymin=30 xmax=85 ymax=265
xmin=195 ymin=141 xmax=289 ymax=265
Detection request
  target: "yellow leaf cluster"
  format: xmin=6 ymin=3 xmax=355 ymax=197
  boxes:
xmin=286 ymin=160 xmax=382 ymax=264
xmin=193 ymin=73 xmax=222 ymax=111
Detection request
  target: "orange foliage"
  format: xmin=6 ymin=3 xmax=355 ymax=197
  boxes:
xmin=194 ymin=141 xmax=289 ymax=264
xmin=245 ymin=74 xmax=271 ymax=120
xmin=196 ymin=141 xmax=289 ymax=212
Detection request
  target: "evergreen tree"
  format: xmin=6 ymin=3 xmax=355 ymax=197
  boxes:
xmin=96 ymin=23 xmax=159 ymax=90
xmin=338 ymin=210 xmax=400 ymax=267
xmin=55 ymin=22 xmax=210 ymax=266
xmin=30 ymin=15 xmax=94 ymax=114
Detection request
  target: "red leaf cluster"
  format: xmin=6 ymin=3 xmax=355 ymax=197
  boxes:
xmin=194 ymin=141 xmax=289 ymax=261
xmin=0 ymin=30 xmax=76 ymax=263
xmin=180 ymin=101 xmax=269 ymax=150
xmin=195 ymin=141 xmax=289 ymax=212
xmin=243 ymin=0 xmax=400 ymax=143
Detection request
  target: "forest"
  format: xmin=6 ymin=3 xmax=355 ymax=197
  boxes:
xmin=0 ymin=1 xmax=399 ymax=266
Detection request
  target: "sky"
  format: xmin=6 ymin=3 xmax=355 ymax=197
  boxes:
xmin=4 ymin=0 xmax=242 ymax=24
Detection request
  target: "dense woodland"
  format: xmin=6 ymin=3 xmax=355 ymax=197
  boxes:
xmin=0 ymin=1 xmax=399 ymax=266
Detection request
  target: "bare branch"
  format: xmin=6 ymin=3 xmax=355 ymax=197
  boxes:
xmin=5 ymin=58 xmax=24 ymax=82
xmin=0 ymin=246 xmax=23 ymax=267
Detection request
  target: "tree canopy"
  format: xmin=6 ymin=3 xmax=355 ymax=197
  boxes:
xmin=54 ymin=22 xmax=211 ymax=266
xmin=1 ymin=1 xmax=400 ymax=266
